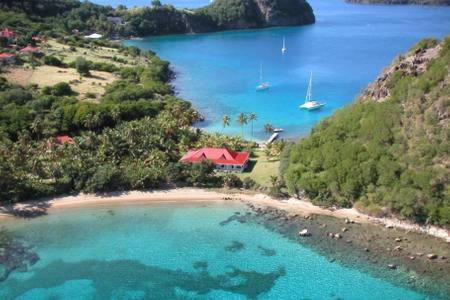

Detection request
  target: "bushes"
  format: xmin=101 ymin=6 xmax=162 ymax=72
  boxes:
xmin=44 ymin=55 xmax=64 ymax=67
xmin=222 ymin=174 xmax=242 ymax=188
xmin=281 ymin=37 xmax=450 ymax=226
xmin=51 ymin=82 xmax=73 ymax=96
xmin=75 ymin=56 xmax=90 ymax=76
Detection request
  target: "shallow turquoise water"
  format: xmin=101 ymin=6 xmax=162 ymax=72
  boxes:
xmin=0 ymin=203 xmax=436 ymax=299
xmin=125 ymin=0 xmax=450 ymax=139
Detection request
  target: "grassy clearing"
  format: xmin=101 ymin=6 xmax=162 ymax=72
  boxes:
xmin=44 ymin=40 xmax=150 ymax=66
xmin=237 ymin=150 xmax=279 ymax=188
xmin=6 ymin=66 xmax=116 ymax=100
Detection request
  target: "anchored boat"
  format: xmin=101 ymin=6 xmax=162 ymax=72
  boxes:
xmin=256 ymin=63 xmax=270 ymax=91
xmin=300 ymin=72 xmax=325 ymax=111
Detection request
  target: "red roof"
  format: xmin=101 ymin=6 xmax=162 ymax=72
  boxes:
xmin=20 ymin=45 xmax=40 ymax=53
xmin=0 ymin=28 xmax=15 ymax=37
xmin=180 ymin=148 xmax=249 ymax=165
xmin=55 ymin=135 xmax=74 ymax=145
xmin=0 ymin=53 xmax=16 ymax=59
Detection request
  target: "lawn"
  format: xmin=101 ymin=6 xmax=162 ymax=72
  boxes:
xmin=44 ymin=40 xmax=150 ymax=67
xmin=6 ymin=66 xmax=116 ymax=100
xmin=236 ymin=150 xmax=280 ymax=188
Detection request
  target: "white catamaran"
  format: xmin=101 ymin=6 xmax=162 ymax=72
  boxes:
xmin=300 ymin=72 xmax=325 ymax=111
xmin=281 ymin=37 xmax=287 ymax=54
xmin=256 ymin=63 xmax=270 ymax=91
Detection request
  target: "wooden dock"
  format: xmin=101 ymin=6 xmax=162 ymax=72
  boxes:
xmin=267 ymin=132 xmax=279 ymax=144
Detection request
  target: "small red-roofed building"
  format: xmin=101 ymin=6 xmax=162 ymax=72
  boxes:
xmin=0 ymin=28 xmax=16 ymax=46
xmin=20 ymin=45 xmax=41 ymax=53
xmin=0 ymin=28 xmax=15 ymax=39
xmin=54 ymin=135 xmax=74 ymax=145
xmin=0 ymin=53 xmax=16 ymax=64
xmin=180 ymin=147 xmax=249 ymax=172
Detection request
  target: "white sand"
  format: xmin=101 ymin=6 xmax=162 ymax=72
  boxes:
xmin=1 ymin=188 xmax=448 ymax=242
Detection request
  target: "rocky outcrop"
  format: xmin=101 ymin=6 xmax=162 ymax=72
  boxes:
xmin=198 ymin=0 xmax=315 ymax=31
xmin=124 ymin=0 xmax=315 ymax=36
xmin=360 ymin=41 xmax=442 ymax=102
xmin=346 ymin=0 xmax=450 ymax=5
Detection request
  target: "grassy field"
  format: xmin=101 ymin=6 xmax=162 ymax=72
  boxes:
xmin=44 ymin=40 xmax=150 ymax=66
xmin=236 ymin=150 xmax=280 ymax=188
xmin=6 ymin=66 xmax=115 ymax=100
xmin=4 ymin=39 xmax=152 ymax=100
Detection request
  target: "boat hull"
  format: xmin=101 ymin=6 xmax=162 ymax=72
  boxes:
xmin=300 ymin=103 xmax=325 ymax=111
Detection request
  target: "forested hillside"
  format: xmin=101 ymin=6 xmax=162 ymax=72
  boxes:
xmin=0 ymin=0 xmax=315 ymax=38
xmin=282 ymin=37 xmax=449 ymax=226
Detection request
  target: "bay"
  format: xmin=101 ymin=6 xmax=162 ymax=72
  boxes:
xmin=124 ymin=0 xmax=450 ymax=139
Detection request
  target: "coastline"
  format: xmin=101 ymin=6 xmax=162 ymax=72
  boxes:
xmin=1 ymin=188 xmax=449 ymax=298
xmin=1 ymin=188 xmax=448 ymax=242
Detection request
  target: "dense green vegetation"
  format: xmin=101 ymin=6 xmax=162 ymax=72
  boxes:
xmin=0 ymin=37 xmax=255 ymax=202
xmin=0 ymin=0 xmax=314 ymax=39
xmin=282 ymin=38 xmax=450 ymax=226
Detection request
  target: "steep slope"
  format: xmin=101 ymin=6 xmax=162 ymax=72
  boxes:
xmin=202 ymin=0 xmax=315 ymax=30
xmin=283 ymin=37 xmax=449 ymax=226
xmin=346 ymin=0 xmax=450 ymax=5
xmin=0 ymin=0 xmax=315 ymax=37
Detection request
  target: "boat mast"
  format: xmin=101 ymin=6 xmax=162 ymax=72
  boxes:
xmin=260 ymin=63 xmax=263 ymax=83
xmin=305 ymin=72 xmax=313 ymax=103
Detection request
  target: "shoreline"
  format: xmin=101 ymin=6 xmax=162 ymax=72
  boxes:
xmin=1 ymin=188 xmax=448 ymax=242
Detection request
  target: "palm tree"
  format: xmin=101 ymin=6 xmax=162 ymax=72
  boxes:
xmin=237 ymin=113 xmax=248 ymax=138
xmin=264 ymin=123 xmax=274 ymax=136
xmin=222 ymin=115 xmax=230 ymax=131
xmin=247 ymin=112 xmax=257 ymax=140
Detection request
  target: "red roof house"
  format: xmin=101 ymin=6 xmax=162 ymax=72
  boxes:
xmin=0 ymin=28 xmax=15 ymax=38
xmin=180 ymin=148 xmax=249 ymax=172
xmin=0 ymin=53 xmax=16 ymax=63
xmin=54 ymin=135 xmax=74 ymax=145
xmin=20 ymin=45 xmax=40 ymax=53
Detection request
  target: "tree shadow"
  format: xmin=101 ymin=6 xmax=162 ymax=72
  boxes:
xmin=243 ymin=160 xmax=257 ymax=173
xmin=0 ymin=200 xmax=51 ymax=219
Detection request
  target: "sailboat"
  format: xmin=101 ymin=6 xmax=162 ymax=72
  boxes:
xmin=256 ymin=63 xmax=270 ymax=91
xmin=281 ymin=37 xmax=287 ymax=54
xmin=299 ymin=72 xmax=325 ymax=111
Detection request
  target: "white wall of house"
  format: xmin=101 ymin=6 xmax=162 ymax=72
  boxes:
xmin=214 ymin=160 xmax=248 ymax=173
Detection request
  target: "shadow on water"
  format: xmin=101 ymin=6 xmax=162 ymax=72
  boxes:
xmin=3 ymin=259 xmax=286 ymax=299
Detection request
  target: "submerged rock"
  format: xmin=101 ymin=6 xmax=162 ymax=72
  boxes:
xmin=388 ymin=264 xmax=397 ymax=270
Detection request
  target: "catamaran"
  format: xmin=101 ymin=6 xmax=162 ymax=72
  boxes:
xmin=256 ymin=63 xmax=270 ymax=91
xmin=281 ymin=37 xmax=287 ymax=54
xmin=299 ymin=72 xmax=325 ymax=111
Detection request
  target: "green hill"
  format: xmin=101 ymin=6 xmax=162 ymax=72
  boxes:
xmin=282 ymin=37 xmax=450 ymax=226
xmin=0 ymin=0 xmax=315 ymax=38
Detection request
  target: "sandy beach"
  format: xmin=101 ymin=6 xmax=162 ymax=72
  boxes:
xmin=1 ymin=188 xmax=448 ymax=242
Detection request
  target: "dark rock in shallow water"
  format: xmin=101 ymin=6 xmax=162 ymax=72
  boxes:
xmin=257 ymin=246 xmax=276 ymax=257
xmin=225 ymin=241 xmax=245 ymax=252
xmin=0 ymin=230 xmax=39 ymax=282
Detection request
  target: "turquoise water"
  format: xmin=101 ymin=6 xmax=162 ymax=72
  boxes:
xmin=125 ymin=0 xmax=450 ymax=139
xmin=0 ymin=203 xmax=434 ymax=299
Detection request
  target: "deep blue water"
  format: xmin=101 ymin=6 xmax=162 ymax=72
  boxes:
xmin=124 ymin=0 xmax=450 ymax=140
xmin=0 ymin=203 xmax=434 ymax=299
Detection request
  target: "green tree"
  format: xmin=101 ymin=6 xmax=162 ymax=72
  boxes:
xmin=237 ymin=112 xmax=247 ymax=138
xmin=247 ymin=112 xmax=257 ymax=140
xmin=75 ymin=56 xmax=90 ymax=76
xmin=264 ymin=123 xmax=273 ymax=135
xmin=221 ymin=115 xmax=230 ymax=131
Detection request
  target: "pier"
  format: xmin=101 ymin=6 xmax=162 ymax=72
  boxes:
xmin=267 ymin=132 xmax=279 ymax=144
